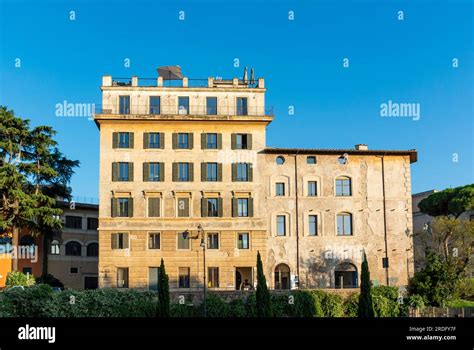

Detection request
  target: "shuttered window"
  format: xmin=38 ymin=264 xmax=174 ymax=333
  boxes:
xmin=143 ymin=132 xmax=163 ymax=149
xmin=111 ymin=233 xmax=129 ymax=249
xmin=177 ymin=198 xmax=190 ymax=217
xmin=148 ymin=232 xmax=160 ymax=249
xmin=111 ymin=198 xmax=133 ymax=217
xmin=148 ymin=197 xmax=161 ymax=217
xmin=232 ymin=163 xmax=252 ymax=182
xmin=112 ymin=132 xmax=134 ymax=149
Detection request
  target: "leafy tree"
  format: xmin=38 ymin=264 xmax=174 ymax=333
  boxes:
xmin=0 ymin=106 xmax=79 ymax=275
xmin=157 ymin=258 xmax=170 ymax=317
xmin=358 ymin=253 xmax=374 ymax=317
xmin=6 ymin=271 xmax=36 ymax=287
xmin=255 ymin=251 xmax=273 ymax=317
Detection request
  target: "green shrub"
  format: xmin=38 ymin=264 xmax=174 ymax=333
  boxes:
xmin=343 ymin=293 xmax=359 ymax=317
xmin=199 ymin=294 xmax=230 ymax=317
xmin=245 ymin=293 xmax=258 ymax=317
xmin=285 ymin=290 xmax=323 ymax=317
xmin=170 ymin=302 xmax=197 ymax=317
xmin=6 ymin=271 xmax=35 ymax=287
xmin=314 ymin=290 xmax=344 ymax=317
xmin=2 ymin=284 xmax=55 ymax=317
xmin=228 ymin=299 xmax=247 ymax=317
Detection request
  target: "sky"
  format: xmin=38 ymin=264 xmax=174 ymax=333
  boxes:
xmin=0 ymin=0 xmax=472 ymax=201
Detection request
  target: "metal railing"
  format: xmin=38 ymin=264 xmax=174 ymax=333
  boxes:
xmin=93 ymin=103 xmax=274 ymax=117
xmin=110 ymin=77 xmax=261 ymax=88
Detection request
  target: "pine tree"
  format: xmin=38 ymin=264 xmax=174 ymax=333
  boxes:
xmin=157 ymin=258 xmax=170 ymax=317
xmin=358 ymin=252 xmax=375 ymax=317
xmin=256 ymin=251 xmax=273 ymax=317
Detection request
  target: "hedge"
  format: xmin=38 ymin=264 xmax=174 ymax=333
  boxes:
xmin=0 ymin=285 xmax=410 ymax=317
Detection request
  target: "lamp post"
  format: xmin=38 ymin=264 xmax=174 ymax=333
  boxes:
xmin=197 ymin=224 xmax=207 ymax=317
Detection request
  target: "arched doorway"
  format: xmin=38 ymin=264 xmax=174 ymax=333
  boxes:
xmin=334 ymin=262 xmax=358 ymax=288
xmin=274 ymin=264 xmax=290 ymax=290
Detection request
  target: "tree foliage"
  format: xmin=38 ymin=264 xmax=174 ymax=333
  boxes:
xmin=255 ymin=251 xmax=273 ymax=317
xmin=418 ymin=184 xmax=474 ymax=218
xmin=358 ymin=253 xmax=375 ymax=317
xmin=157 ymin=258 xmax=170 ymax=317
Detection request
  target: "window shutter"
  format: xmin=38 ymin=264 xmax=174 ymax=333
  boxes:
xmin=201 ymin=197 xmax=207 ymax=217
xmin=128 ymin=162 xmax=134 ymax=181
xmin=188 ymin=133 xmax=194 ymax=149
xmin=184 ymin=198 xmax=190 ymax=217
xmin=201 ymin=133 xmax=207 ymax=149
xmin=172 ymin=133 xmax=177 ymax=149
xmin=247 ymin=134 xmax=253 ymax=150
xmin=217 ymin=133 xmax=222 ymax=149
xmin=159 ymin=162 xmax=165 ymax=181
xmin=129 ymin=132 xmax=134 ymax=149
xmin=248 ymin=163 xmax=253 ymax=182
xmin=159 ymin=132 xmax=165 ymax=149
xmin=218 ymin=198 xmax=223 ymax=217
xmin=111 ymin=198 xmax=117 ymax=217
xmin=112 ymin=132 xmax=118 ymax=149
xmin=231 ymin=163 xmax=237 ymax=181
xmin=128 ymin=198 xmax=134 ymax=218
xmin=112 ymin=162 xmax=118 ymax=181
xmin=189 ymin=163 xmax=194 ymax=181
xmin=217 ymin=163 xmax=222 ymax=182
xmin=123 ymin=233 xmax=129 ymax=249
xmin=172 ymin=163 xmax=178 ymax=181
xmin=201 ymin=162 xmax=207 ymax=182
xmin=232 ymin=198 xmax=238 ymax=217
xmin=111 ymin=233 xmax=118 ymax=249
xmin=143 ymin=133 xmax=149 ymax=149
xmin=231 ymin=133 xmax=236 ymax=150
xmin=149 ymin=198 xmax=160 ymax=217
xmin=143 ymin=162 xmax=149 ymax=182
xmin=248 ymin=197 xmax=254 ymax=217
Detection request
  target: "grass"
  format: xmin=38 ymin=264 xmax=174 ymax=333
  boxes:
xmin=446 ymin=299 xmax=474 ymax=308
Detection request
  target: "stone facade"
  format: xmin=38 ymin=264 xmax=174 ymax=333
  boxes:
xmin=94 ymin=72 xmax=417 ymax=291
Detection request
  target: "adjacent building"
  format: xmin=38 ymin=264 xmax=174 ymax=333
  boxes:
xmin=94 ymin=70 xmax=417 ymax=291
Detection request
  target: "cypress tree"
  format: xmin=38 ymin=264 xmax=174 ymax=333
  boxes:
xmin=358 ymin=252 xmax=375 ymax=317
xmin=256 ymin=251 xmax=273 ymax=317
xmin=157 ymin=258 xmax=170 ymax=317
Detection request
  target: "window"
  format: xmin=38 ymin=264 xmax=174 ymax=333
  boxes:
xmin=148 ymin=197 xmax=161 ymax=217
xmin=65 ymin=241 xmax=82 ymax=256
xmin=276 ymin=156 xmax=285 ymax=165
xmin=177 ymin=133 xmax=189 ymax=149
xmin=149 ymin=96 xmax=161 ymax=114
xmin=236 ymin=97 xmax=248 ymax=115
xmin=118 ymin=132 xmax=131 ymax=148
xmin=50 ymin=240 xmax=60 ymax=255
xmin=309 ymin=215 xmax=318 ymax=236
xmin=235 ymin=163 xmax=250 ymax=181
xmin=276 ymin=215 xmax=286 ymax=236
xmin=206 ymin=133 xmax=218 ymax=149
xmin=177 ymin=198 xmax=190 ymax=217
xmin=22 ymin=267 xmax=32 ymax=275
xmin=147 ymin=163 xmax=162 ymax=182
xmin=70 ymin=267 xmax=78 ymax=274
xmin=337 ymin=213 xmax=353 ymax=236
xmin=111 ymin=233 xmax=129 ymax=249
xmin=336 ymin=177 xmax=352 ymax=196
xmin=177 ymin=163 xmax=190 ymax=181
xmin=19 ymin=235 xmax=35 ymax=255
xmin=149 ymin=267 xmax=159 ymax=291
xmin=178 ymin=96 xmax=189 ymax=115
xmin=117 ymin=268 xmax=129 ymax=288
xmin=86 ymin=242 xmax=99 ymax=257
xmin=234 ymin=134 xmax=249 ymax=150
xmin=237 ymin=198 xmax=249 ymax=217
xmin=307 ymin=156 xmax=317 ymax=164
xmin=112 ymin=198 xmax=132 ymax=217
xmin=237 ymin=233 xmax=249 ymax=249
xmin=146 ymin=132 xmax=161 ymax=149
xmin=87 ymin=217 xmax=98 ymax=230
xmin=119 ymin=96 xmax=130 ymax=114
xmin=276 ymin=183 xmax=285 ymax=196
xmin=208 ymin=267 xmax=219 ymax=288
xmin=65 ymin=215 xmax=82 ymax=229
xmin=206 ymin=198 xmax=219 ymax=217
xmin=207 ymin=233 xmax=219 ymax=249
xmin=206 ymin=97 xmax=217 ymax=115
xmin=274 ymin=264 xmax=290 ymax=290
xmin=206 ymin=163 xmax=218 ymax=181
xmin=118 ymin=162 xmax=130 ymax=181
xmin=148 ymin=232 xmax=160 ymax=249
xmin=308 ymin=181 xmax=317 ymax=197
xmin=178 ymin=267 xmax=190 ymax=288
xmin=178 ymin=232 xmax=190 ymax=250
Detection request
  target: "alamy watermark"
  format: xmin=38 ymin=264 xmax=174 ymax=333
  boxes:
xmin=55 ymin=100 xmax=95 ymax=119
xmin=380 ymin=100 xmax=421 ymax=121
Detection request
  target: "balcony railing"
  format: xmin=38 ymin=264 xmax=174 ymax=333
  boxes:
xmin=105 ymin=76 xmax=263 ymax=89
xmin=93 ymin=103 xmax=274 ymax=117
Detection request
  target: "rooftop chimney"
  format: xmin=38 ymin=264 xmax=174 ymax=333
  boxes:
xmin=355 ymin=144 xmax=368 ymax=151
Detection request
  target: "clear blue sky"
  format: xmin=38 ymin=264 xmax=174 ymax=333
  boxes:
xmin=1 ymin=0 xmax=472 ymax=200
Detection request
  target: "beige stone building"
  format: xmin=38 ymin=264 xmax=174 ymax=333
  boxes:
xmin=94 ymin=70 xmax=417 ymax=291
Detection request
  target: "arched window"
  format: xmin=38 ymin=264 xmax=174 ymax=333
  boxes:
xmin=335 ymin=176 xmax=352 ymax=196
xmin=50 ymin=240 xmax=60 ymax=255
xmin=65 ymin=241 xmax=82 ymax=256
xmin=337 ymin=212 xmax=353 ymax=236
xmin=335 ymin=262 xmax=358 ymax=288
xmin=276 ymin=156 xmax=285 ymax=165
xmin=87 ymin=242 xmax=99 ymax=257
xmin=274 ymin=264 xmax=290 ymax=290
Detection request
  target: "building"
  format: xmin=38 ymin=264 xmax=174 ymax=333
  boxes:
xmin=94 ymin=69 xmax=417 ymax=291
xmin=0 ymin=201 xmax=99 ymax=289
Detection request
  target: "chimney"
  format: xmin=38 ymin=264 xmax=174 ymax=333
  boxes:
xmin=355 ymin=144 xmax=368 ymax=151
